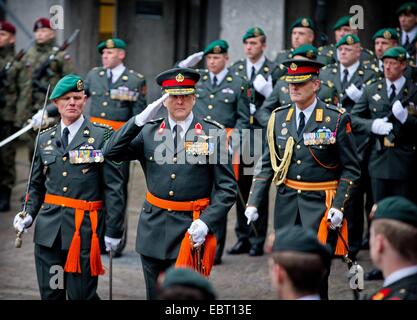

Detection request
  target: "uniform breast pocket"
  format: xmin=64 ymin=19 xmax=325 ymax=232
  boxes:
xmin=369 ymin=104 xmax=385 ymax=116
xmin=40 ymin=154 xmax=56 ymax=175
xmin=219 ymin=93 xmax=237 ymax=104
xmin=308 ymin=145 xmax=338 ymax=168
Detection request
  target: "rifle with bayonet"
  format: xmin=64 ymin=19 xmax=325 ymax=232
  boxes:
xmin=32 ymin=29 xmax=80 ymax=94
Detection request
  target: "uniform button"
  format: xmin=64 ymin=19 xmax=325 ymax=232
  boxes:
xmin=297 ymin=190 xmax=302 ymax=194
xmin=296 ymin=175 xmax=301 ymax=180
xmin=208 ymin=105 xmax=213 ymax=110
xmin=209 ymin=94 xmax=214 ymax=99
xmin=349 ymin=181 xmax=353 ymax=185
xmin=173 ymin=157 xmax=177 ymax=163
xmin=296 ymin=145 xmax=301 ymax=150
xmin=206 ymin=115 xmax=211 ymax=120
xmin=341 ymin=207 xmax=344 ymax=212
xmin=413 ymin=146 xmax=416 ymax=150
xmin=62 ymin=156 xmax=67 ymax=161
xmin=92 ymin=91 xmax=96 ymax=95
xmin=297 ymin=160 xmax=301 ymax=165
xmin=102 ymin=101 xmax=108 ymax=107
xmin=149 ymin=156 xmax=153 ymax=160
xmin=345 ymin=194 xmax=349 ymax=197
xmin=168 ymin=208 xmax=172 ymax=212
xmin=249 ymin=191 xmax=253 ymax=195
xmin=62 ymin=172 xmax=68 ymax=177
xmin=373 ymin=108 xmax=377 ymax=112
xmin=225 ymin=99 xmax=229 ymax=103
xmin=105 ymin=91 xmax=109 ymax=96
xmin=100 ymin=112 xmax=106 ymax=117
xmin=171 ymin=174 xmax=176 ymax=180
xmin=169 ymin=191 xmax=174 ymax=197
xmin=63 ymin=187 xmax=68 ymax=192
xmin=44 ymin=160 xmax=48 ymax=164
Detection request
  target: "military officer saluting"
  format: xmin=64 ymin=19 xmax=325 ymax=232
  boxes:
xmin=0 ymin=21 xmax=31 ymax=212
xmin=178 ymin=39 xmax=250 ymax=263
xmin=13 ymin=74 xmax=125 ymax=300
xmin=257 ymin=44 xmax=338 ymax=128
xmin=275 ymin=17 xmax=315 ymax=65
xmin=245 ymin=59 xmax=360 ymax=298
xmin=103 ymin=68 xmax=237 ymax=299
xmin=225 ymin=27 xmax=281 ymax=257
xmin=84 ymin=38 xmax=147 ymax=256
xmin=317 ymin=16 xmax=376 ymax=66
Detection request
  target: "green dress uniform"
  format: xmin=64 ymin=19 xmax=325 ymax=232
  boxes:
xmin=351 ymin=74 xmax=417 ymax=203
xmin=370 ymin=274 xmax=417 ymax=300
xmin=397 ymin=3 xmax=417 ymax=58
xmin=317 ymin=44 xmax=377 ymax=66
xmin=26 ymin=75 xmax=125 ymax=300
xmin=0 ymin=39 xmax=32 ymax=211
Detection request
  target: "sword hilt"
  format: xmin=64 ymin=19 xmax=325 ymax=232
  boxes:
xmin=14 ymin=211 xmax=27 ymax=248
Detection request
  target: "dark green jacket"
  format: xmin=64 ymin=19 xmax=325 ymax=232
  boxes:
xmin=26 ymin=117 xmax=125 ymax=249
xmin=351 ymin=78 xmax=417 ymax=180
xmin=248 ymin=99 xmax=360 ymax=231
xmin=369 ymin=273 xmax=417 ymax=300
xmin=85 ymin=66 xmax=147 ymax=122
xmin=103 ymin=114 xmax=237 ymax=260
xmin=317 ymin=44 xmax=377 ymax=66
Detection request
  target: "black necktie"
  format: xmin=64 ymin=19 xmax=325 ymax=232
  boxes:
xmin=297 ymin=112 xmax=305 ymax=137
xmin=213 ymin=76 xmax=218 ymax=88
xmin=173 ymin=125 xmax=183 ymax=154
xmin=405 ymin=34 xmax=410 ymax=47
xmin=389 ymin=84 xmax=396 ymax=103
xmin=62 ymin=127 xmax=70 ymax=149
xmin=250 ymin=66 xmax=256 ymax=83
xmin=341 ymin=69 xmax=349 ymax=91
xmin=108 ymin=70 xmax=113 ymax=88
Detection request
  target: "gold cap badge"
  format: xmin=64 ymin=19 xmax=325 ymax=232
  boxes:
xmin=76 ymin=80 xmax=84 ymax=90
xmin=106 ymin=39 xmax=115 ymax=49
xmin=175 ymin=73 xmax=185 ymax=82
xmin=290 ymin=63 xmax=298 ymax=71
xmin=383 ymin=30 xmax=391 ymax=39
xmin=253 ymin=27 xmax=261 ymax=36
xmin=213 ymin=45 xmax=221 ymax=54
xmin=301 ymin=18 xmax=309 ymax=27
xmin=346 ymin=36 xmax=354 ymax=45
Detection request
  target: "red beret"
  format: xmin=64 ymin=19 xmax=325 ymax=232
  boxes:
xmin=33 ymin=18 xmax=51 ymax=31
xmin=0 ymin=21 xmax=16 ymax=35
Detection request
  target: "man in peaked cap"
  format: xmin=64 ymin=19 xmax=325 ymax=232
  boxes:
xmin=270 ymin=225 xmax=331 ymax=300
xmin=397 ymin=2 xmax=417 ymax=58
xmin=0 ymin=20 xmax=31 ymax=212
xmin=157 ymin=267 xmax=216 ymax=300
xmin=103 ymin=67 xmax=237 ymax=299
xmin=246 ymin=58 xmax=360 ymax=299
xmin=368 ymin=196 xmax=417 ymax=300
xmin=275 ymin=17 xmax=315 ymax=66
xmin=84 ymin=37 xmax=147 ymax=256
xmin=317 ymin=15 xmax=376 ymax=67
xmin=13 ymin=74 xmax=125 ymax=299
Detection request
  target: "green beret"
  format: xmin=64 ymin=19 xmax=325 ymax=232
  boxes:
xmin=290 ymin=17 xmax=315 ymax=32
xmin=242 ymin=27 xmax=266 ymax=42
xmin=204 ymin=39 xmax=229 ymax=55
xmin=382 ymin=46 xmax=408 ymax=61
xmin=372 ymin=28 xmax=399 ymax=41
xmin=336 ymin=34 xmax=360 ymax=48
xmin=291 ymin=44 xmax=318 ymax=59
xmin=273 ymin=226 xmax=332 ymax=265
xmin=161 ymin=267 xmax=216 ymax=299
xmin=333 ymin=16 xmax=351 ymax=31
xmin=373 ymin=196 xmax=417 ymax=227
xmin=396 ymin=2 xmax=417 ymax=15
xmin=97 ymin=38 xmax=126 ymax=54
xmin=49 ymin=74 xmax=84 ymax=100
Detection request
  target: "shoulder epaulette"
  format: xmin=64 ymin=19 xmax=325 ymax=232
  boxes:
xmin=276 ymin=103 xmax=292 ymax=112
xmin=203 ymin=118 xmax=224 ymax=129
xmin=40 ymin=124 xmax=58 ymax=135
xmin=148 ymin=117 xmax=164 ymax=124
xmin=325 ymin=103 xmax=345 ymax=114
xmin=92 ymin=122 xmax=113 ymax=130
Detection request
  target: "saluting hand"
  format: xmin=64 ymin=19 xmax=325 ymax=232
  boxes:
xmin=178 ymin=51 xmax=204 ymax=68
xmin=135 ymin=93 xmax=169 ymax=126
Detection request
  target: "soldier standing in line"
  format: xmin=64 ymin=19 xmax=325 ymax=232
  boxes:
xmin=0 ymin=21 xmax=31 ymax=212
xmin=397 ymin=2 xmax=417 ymax=59
xmin=13 ymin=74 xmax=125 ymax=300
xmin=84 ymin=37 xmax=147 ymax=256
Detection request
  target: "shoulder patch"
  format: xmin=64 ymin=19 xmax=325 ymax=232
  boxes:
xmin=203 ymin=118 xmax=224 ymax=129
xmin=40 ymin=124 xmax=58 ymax=135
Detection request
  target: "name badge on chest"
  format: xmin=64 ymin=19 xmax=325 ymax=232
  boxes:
xmin=69 ymin=149 xmax=104 ymax=164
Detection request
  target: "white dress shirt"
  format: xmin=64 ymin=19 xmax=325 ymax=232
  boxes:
xmin=246 ymin=54 xmax=266 ymax=79
xmin=295 ymin=98 xmax=317 ymax=130
xmin=401 ymin=26 xmax=417 ymax=46
xmin=60 ymin=114 xmax=85 ymax=145
xmin=209 ymin=67 xmax=228 ymax=86
xmin=168 ymin=111 xmax=194 ymax=140
xmin=340 ymin=61 xmax=360 ymax=83
xmin=383 ymin=265 xmax=417 ymax=287
xmin=107 ymin=63 xmax=126 ymax=84
xmin=386 ymin=76 xmax=406 ymax=98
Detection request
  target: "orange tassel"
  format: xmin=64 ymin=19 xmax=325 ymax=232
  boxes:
xmin=175 ymin=232 xmax=194 ymax=268
xmin=89 ymin=210 xmax=105 ymax=276
xmin=64 ymin=230 xmax=82 ymax=273
xmin=317 ymin=215 xmax=329 ymax=245
xmin=334 ymin=219 xmax=349 ymax=256
xmin=201 ymin=234 xmax=216 ymax=276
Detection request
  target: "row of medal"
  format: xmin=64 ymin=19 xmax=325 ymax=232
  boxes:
xmin=69 ymin=149 xmax=104 ymax=164
xmin=303 ymin=128 xmax=336 ymax=146
xmin=110 ymin=87 xmax=139 ymax=101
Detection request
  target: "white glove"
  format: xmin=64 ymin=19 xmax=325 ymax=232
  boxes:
xmin=392 ymin=100 xmax=408 ymax=124
xmin=31 ymin=109 xmax=49 ymax=129
xmin=178 ymin=51 xmax=205 ymax=68
xmin=327 ymin=208 xmax=343 ymax=230
xmin=135 ymin=93 xmax=169 ymax=126
xmin=245 ymin=206 xmax=259 ymax=225
xmin=345 ymin=84 xmax=363 ymax=103
xmin=371 ymin=117 xmax=393 ymax=135
xmin=188 ymin=219 xmax=208 ymax=248
xmin=13 ymin=213 xmax=33 ymax=233
xmin=104 ymin=236 xmax=122 ymax=252
xmin=253 ymin=74 xmax=273 ymax=98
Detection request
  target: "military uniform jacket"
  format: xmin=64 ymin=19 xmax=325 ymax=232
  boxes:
xmin=194 ymin=69 xmax=250 ymax=129
xmin=103 ymin=115 xmax=237 ymax=260
xmin=26 ymin=118 xmax=125 ymax=250
xmin=369 ymin=273 xmax=417 ymax=300
xmin=85 ymin=66 xmax=147 ymax=122
xmin=274 ymin=48 xmax=294 ymax=66
xmin=248 ymin=99 xmax=360 ymax=231
xmin=351 ymin=78 xmax=417 ymax=180
xmin=0 ymin=44 xmax=31 ymax=125
xmin=22 ymin=40 xmax=75 ymax=117
xmin=317 ymin=44 xmax=377 ymax=66
xmin=229 ymin=57 xmax=281 ymax=128
xmin=319 ymin=62 xmax=379 ymax=113
xmin=256 ymin=78 xmax=338 ymax=128
xmin=400 ymin=30 xmax=417 ymax=59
